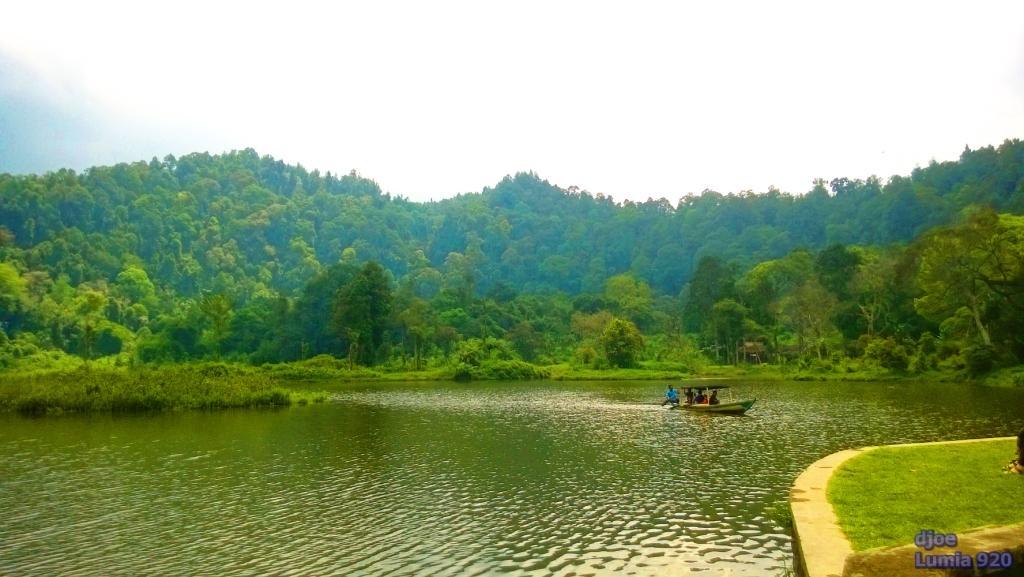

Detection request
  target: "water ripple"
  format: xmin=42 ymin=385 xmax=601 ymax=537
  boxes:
xmin=1 ymin=380 xmax=1022 ymax=576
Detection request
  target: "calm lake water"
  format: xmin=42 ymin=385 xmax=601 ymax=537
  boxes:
xmin=2 ymin=379 xmax=1023 ymax=576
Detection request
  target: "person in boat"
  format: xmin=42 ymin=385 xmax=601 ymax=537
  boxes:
xmin=1008 ymin=429 xmax=1024 ymax=474
xmin=661 ymin=385 xmax=680 ymax=407
xmin=694 ymin=389 xmax=706 ymax=404
xmin=684 ymin=387 xmax=695 ymax=405
xmin=709 ymin=390 xmax=720 ymax=405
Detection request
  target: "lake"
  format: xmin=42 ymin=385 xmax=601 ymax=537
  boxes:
xmin=2 ymin=380 xmax=1022 ymax=576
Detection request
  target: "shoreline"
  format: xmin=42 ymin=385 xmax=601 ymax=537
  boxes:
xmin=1 ymin=362 xmax=1019 ymax=415
xmin=3 ymin=359 xmax=1018 ymax=384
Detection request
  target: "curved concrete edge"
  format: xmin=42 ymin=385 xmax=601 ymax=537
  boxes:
xmin=790 ymin=448 xmax=864 ymax=577
xmin=789 ymin=437 xmax=1016 ymax=577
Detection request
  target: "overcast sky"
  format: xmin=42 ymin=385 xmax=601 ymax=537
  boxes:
xmin=2 ymin=0 xmax=1023 ymax=202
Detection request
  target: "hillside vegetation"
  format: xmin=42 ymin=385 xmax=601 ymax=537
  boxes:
xmin=0 ymin=140 xmax=1022 ymax=381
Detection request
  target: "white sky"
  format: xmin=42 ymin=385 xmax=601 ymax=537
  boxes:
xmin=2 ymin=0 xmax=1023 ymax=202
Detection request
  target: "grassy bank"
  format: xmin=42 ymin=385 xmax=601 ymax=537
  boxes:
xmin=250 ymin=359 xmax=695 ymax=382
xmin=6 ymin=345 xmax=1023 ymax=386
xmin=827 ymin=439 xmax=1022 ymax=550
xmin=0 ymin=366 xmax=327 ymax=415
xmin=704 ymin=362 xmax=938 ymax=382
xmin=3 ymin=355 xmax=1021 ymax=415
xmin=548 ymin=363 xmax=691 ymax=381
xmin=980 ymin=366 xmax=1024 ymax=388
xmin=696 ymin=362 xmax=1024 ymax=385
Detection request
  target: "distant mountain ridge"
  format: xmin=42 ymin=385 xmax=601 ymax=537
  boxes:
xmin=1 ymin=139 xmax=1022 ymax=301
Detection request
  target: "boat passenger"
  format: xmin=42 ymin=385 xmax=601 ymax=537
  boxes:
xmin=1009 ymin=429 xmax=1024 ymax=474
xmin=684 ymin=388 xmax=695 ymax=405
xmin=661 ymin=385 xmax=680 ymax=407
xmin=694 ymin=390 xmax=706 ymax=404
xmin=709 ymin=390 xmax=720 ymax=405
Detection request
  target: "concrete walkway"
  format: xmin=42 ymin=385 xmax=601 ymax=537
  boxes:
xmin=789 ymin=437 xmax=1017 ymax=577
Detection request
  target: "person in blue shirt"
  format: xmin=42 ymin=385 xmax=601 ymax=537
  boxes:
xmin=661 ymin=385 xmax=680 ymax=407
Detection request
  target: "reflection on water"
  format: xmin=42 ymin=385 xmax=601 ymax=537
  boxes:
xmin=1 ymin=380 xmax=1022 ymax=576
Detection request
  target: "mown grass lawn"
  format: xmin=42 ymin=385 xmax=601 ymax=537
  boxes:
xmin=828 ymin=439 xmax=1022 ymax=550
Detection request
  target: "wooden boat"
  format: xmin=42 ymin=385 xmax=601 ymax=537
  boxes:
xmin=680 ymin=399 xmax=756 ymax=415
xmin=668 ymin=385 xmax=756 ymax=415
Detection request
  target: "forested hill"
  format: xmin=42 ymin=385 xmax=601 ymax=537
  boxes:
xmin=1 ymin=140 xmax=1022 ymax=302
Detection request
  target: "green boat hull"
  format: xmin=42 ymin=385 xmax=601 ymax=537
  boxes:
xmin=678 ymin=399 xmax=756 ymax=414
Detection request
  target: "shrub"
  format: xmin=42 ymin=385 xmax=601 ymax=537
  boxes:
xmin=917 ymin=332 xmax=937 ymax=355
xmin=453 ymin=338 xmax=519 ymax=369
xmin=95 ymin=321 xmax=133 ymax=356
xmin=197 ymin=363 xmax=232 ymax=378
xmin=15 ymin=395 xmax=50 ymax=415
xmin=472 ymin=360 xmax=550 ymax=380
xmin=850 ymin=335 xmax=873 ymax=358
xmin=574 ymin=345 xmax=597 ymax=367
xmin=600 ymin=318 xmax=644 ymax=368
xmin=453 ymin=363 xmax=473 ymax=381
xmin=936 ymin=338 xmax=961 ymax=360
xmin=864 ymin=338 xmax=909 ymax=371
xmin=963 ymin=344 xmax=995 ymax=376
xmin=810 ymin=358 xmax=834 ymax=372
xmin=298 ymin=354 xmax=347 ymax=370
xmin=259 ymin=388 xmax=292 ymax=406
xmin=908 ymin=354 xmax=927 ymax=374
xmin=938 ymin=353 xmax=966 ymax=371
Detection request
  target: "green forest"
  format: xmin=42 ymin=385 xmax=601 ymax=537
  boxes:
xmin=1 ymin=140 xmax=1023 ymax=384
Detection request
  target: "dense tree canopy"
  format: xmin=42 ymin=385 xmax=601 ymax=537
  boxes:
xmin=0 ymin=139 xmax=1022 ymax=374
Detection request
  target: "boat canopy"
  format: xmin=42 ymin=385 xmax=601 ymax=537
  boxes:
xmin=682 ymin=385 xmax=730 ymax=390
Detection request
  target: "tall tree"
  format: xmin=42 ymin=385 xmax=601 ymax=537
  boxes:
xmin=604 ymin=273 xmax=653 ymax=327
xmin=782 ymin=279 xmax=837 ymax=359
xmin=915 ymin=210 xmax=1024 ymax=349
xmin=397 ymin=297 xmax=432 ymax=370
xmin=850 ymin=250 xmax=898 ymax=337
xmin=814 ymin=244 xmax=861 ymax=300
xmin=77 ymin=290 xmax=107 ymax=362
xmin=294 ymin=262 xmax=359 ymax=357
xmin=333 ymin=261 xmax=393 ymax=366
xmin=0 ymin=262 xmax=27 ymax=330
xmin=737 ymin=250 xmax=813 ymax=328
xmin=199 ymin=293 xmax=233 ymax=359
xmin=682 ymin=256 xmax=736 ymax=333
xmin=708 ymin=299 xmax=749 ymax=364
